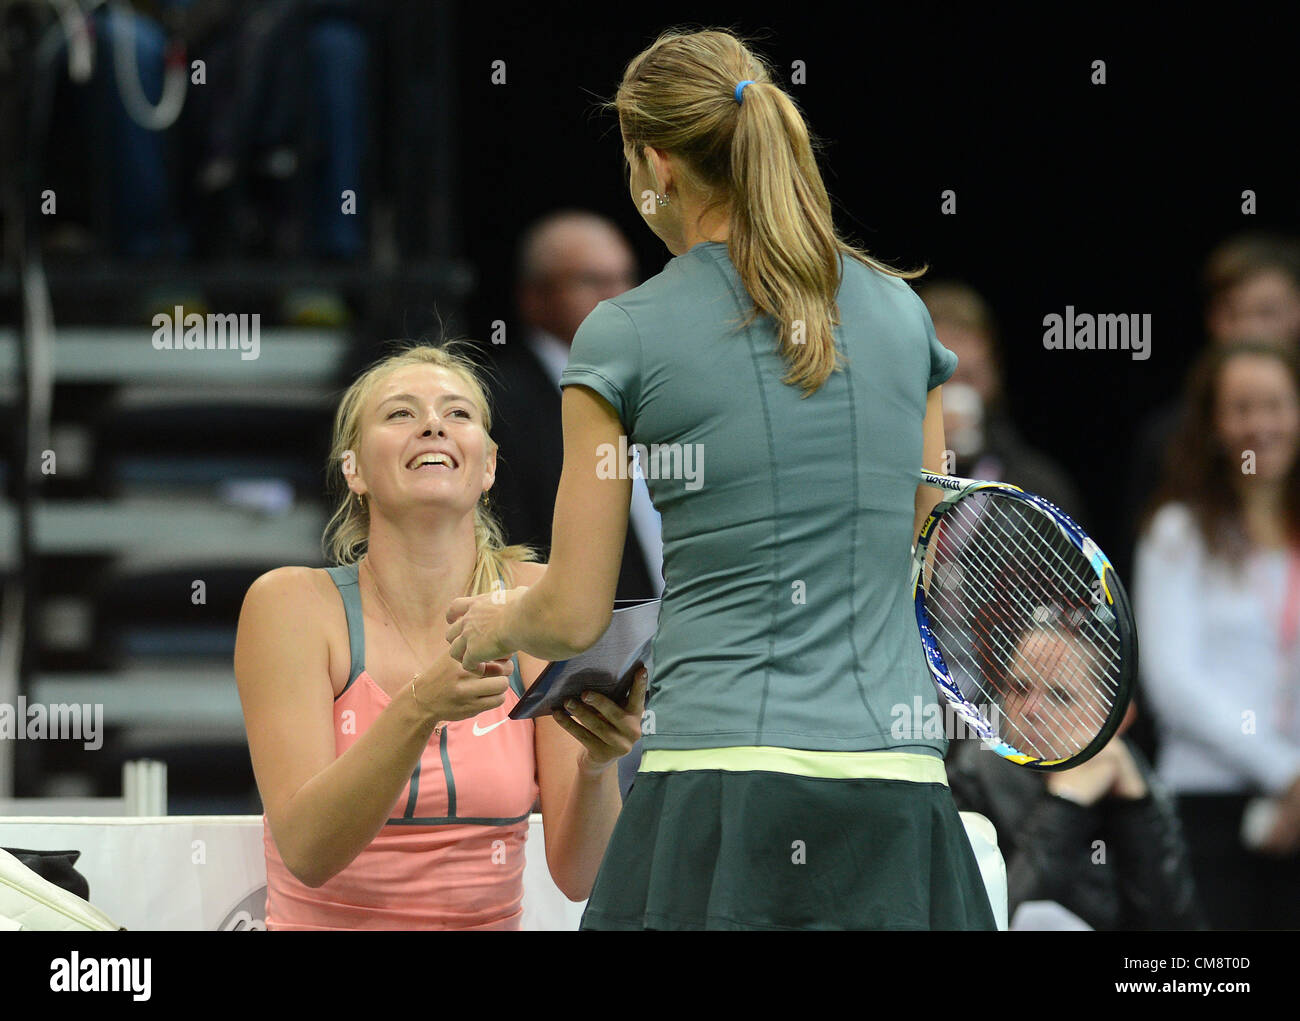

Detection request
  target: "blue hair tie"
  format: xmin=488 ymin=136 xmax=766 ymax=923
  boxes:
xmin=734 ymin=80 xmax=754 ymax=104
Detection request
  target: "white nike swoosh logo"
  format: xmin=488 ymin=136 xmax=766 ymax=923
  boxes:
xmin=472 ymin=718 xmax=509 ymax=737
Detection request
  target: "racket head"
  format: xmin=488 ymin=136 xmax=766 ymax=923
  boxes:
xmin=913 ymin=475 xmax=1137 ymax=771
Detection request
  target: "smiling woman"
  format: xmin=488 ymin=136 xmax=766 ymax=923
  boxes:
xmin=232 ymin=340 xmax=645 ymax=930
xmin=321 ymin=343 xmax=523 ymax=595
xmin=1134 ymin=340 xmax=1300 ymax=929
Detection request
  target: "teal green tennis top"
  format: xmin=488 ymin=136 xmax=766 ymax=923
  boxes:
xmin=559 ymin=240 xmax=957 ymax=755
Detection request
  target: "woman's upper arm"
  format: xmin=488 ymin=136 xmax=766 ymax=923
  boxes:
xmin=544 ymin=385 xmax=632 ymax=646
xmin=233 ymin=568 xmax=338 ymax=834
xmin=533 ymin=705 xmax=579 ymax=816
xmin=1132 ymin=511 xmax=1216 ymax=713
xmin=527 ymin=616 xmax=587 ymax=886
xmin=914 ymin=384 xmax=948 ymax=542
xmin=1132 ymin=508 xmax=1201 ymax=701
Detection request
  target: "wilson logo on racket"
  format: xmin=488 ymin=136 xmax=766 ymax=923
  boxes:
xmin=912 ymin=470 xmax=1137 ymax=771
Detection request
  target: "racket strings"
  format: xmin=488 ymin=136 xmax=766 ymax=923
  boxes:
xmin=930 ymin=541 xmax=1081 ymax=738
xmin=932 ymin=562 xmax=1095 ymax=745
xmin=977 ymin=504 xmax=1122 ymax=714
xmin=974 ymin=499 xmax=1121 ymax=699
xmin=933 ymin=511 xmax=1111 ymax=702
xmin=929 ymin=558 xmax=1099 ymax=760
xmin=949 ymin=496 xmax=1117 ymax=678
xmin=932 ymin=509 xmax=1119 ymax=758
xmin=925 ymin=493 xmax=1123 ymax=760
xmin=926 ymin=527 xmax=1075 ymax=752
xmin=930 ymin=540 xmax=1100 ymax=758
xmin=934 ymin=510 xmax=1116 ymax=754
xmin=983 ymin=498 xmax=1116 ymax=641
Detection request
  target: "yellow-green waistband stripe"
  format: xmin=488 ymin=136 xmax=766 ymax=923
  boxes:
xmin=638 ymin=747 xmax=949 ymax=785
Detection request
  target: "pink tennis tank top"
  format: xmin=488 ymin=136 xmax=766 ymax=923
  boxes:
xmin=263 ymin=563 xmax=539 ymax=930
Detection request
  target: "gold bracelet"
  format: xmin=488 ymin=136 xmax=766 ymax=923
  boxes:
xmin=411 ymin=675 xmax=443 ymax=733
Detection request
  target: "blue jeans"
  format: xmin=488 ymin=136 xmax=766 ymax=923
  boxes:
xmin=85 ymin=3 xmax=366 ymax=259
xmin=90 ymin=5 xmax=190 ymax=257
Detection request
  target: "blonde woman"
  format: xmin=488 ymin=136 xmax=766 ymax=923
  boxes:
xmin=446 ymin=28 xmax=996 ymax=930
xmin=233 ymin=343 xmax=644 ymax=930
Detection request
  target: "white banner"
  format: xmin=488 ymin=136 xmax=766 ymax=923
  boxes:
xmin=0 ymin=814 xmax=585 ymax=931
xmin=0 ymin=811 xmax=1002 ymax=930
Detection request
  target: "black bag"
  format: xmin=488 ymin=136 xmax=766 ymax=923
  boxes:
xmin=1 ymin=848 xmax=90 ymax=902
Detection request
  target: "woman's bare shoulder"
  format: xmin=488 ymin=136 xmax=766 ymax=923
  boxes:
xmin=239 ymin=566 xmax=349 ymax=692
xmin=243 ymin=565 xmax=339 ymax=610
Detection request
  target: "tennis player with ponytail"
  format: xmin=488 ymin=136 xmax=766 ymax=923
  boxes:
xmin=447 ymin=27 xmax=996 ymax=929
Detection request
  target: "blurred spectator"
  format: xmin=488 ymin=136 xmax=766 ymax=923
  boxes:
xmin=915 ymin=280 xmax=1087 ymax=524
xmin=73 ymin=2 xmax=190 ymax=259
xmin=44 ymin=0 xmax=368 ymax=322
xmin=947 ymin=625 xmax=1205 ymax=930
xmin=1133 ymin=341 xmax=1300 ymax=929
xmin=1205 ymin=234 xmax=1300 ymax=347
xmin=488 ymin=209 xmax=660 ymax=601
xmin=1125 ymin=232 xmax=1300 ymax=553
xmin=191 ymin=0 xmax=369 ymax=325
xmin=190 ymin=2 xmax=368 ymax=261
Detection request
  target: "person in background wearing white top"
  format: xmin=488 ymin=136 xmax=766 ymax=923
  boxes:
xmin=1134 ymin=340 xmax=1300 ymax=928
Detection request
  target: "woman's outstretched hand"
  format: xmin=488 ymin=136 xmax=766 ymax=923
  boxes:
xmin=445 ymin=586 xmax=526 ymax=669
xmin=553 ymin=667 xmax=649 ymax=776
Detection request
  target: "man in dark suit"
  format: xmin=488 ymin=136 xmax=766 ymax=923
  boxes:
xmin=488 ymin=209 xmax=662 ymax=602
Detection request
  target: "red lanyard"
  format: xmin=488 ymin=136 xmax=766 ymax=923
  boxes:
xmin=1280 ymin=547 xmax=1300 ymax=652
xmin=1277 ymin=547 xmax=1300 ymax=734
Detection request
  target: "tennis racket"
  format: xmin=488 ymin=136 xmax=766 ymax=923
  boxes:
xmin=911 ymin=471 xmax=1136 ymax=770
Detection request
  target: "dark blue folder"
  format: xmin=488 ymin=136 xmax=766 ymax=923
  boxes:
xmin=509 ymin=598 xmax=660 ymax=720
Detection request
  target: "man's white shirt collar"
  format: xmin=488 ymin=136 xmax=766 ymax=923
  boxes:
xmin=527 ymin=330 xmax=571 ymax=388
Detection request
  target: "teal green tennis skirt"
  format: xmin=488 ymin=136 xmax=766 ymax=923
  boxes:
xmin=580 ymin=766 xmax=997 ymax=931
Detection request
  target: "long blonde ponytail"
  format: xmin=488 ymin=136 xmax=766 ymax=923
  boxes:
xmin=609 ymin=27 xmax=926 ymax=396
